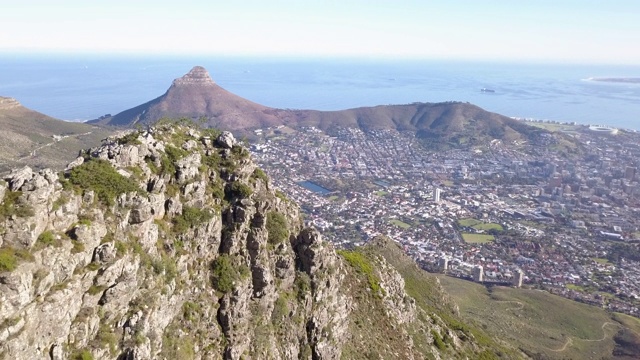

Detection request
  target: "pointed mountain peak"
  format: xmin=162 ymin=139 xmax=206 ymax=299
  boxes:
xmin=172 ymin=66 xmax=215 ymax=87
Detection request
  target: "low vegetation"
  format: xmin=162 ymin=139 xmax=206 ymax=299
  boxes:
xmin=266 ymin=212 xmax=289 ymax=245
xmin=0 ymin=247 xmax=34 ymax=272
xmin=461 ymin=233 xmax=495 ymax=243
xmin=68 ymin=159 xmax=141 ymax=206
xmin=226 ymin=181 xmax=253 ymax=199
xmin=0 ymin=190 xmax=34 ymax=219
xmin=337 ymin=249 xmax=382 ymax=295
xmin=172 ymin=206 xmax=213 ymax=233
xmin=34 ymin=230 xmax=62 ymax=250
xmin=437 ymin=274 xmax=632 ymax=359
xmin=210 ymin=254 xmax=249 ymax=293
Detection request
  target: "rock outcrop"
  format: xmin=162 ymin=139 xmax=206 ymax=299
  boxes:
xmin=0 ymin=123 xmax=506 ymax=360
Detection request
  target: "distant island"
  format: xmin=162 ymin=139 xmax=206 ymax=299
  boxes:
xmin=588 ymin=77 xmax=640 ymax=84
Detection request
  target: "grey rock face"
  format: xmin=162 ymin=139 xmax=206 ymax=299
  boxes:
xmin=216 ymin=131 xmax=236 ymax=149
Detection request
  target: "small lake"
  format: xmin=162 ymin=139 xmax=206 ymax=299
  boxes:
xmin=298 ymin=181 xmax=332 ymax=195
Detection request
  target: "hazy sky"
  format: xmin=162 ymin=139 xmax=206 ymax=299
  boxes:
xmin=2 ymin=0 xmax=639 ymax=64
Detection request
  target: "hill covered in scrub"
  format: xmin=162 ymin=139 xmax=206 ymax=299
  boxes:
xmin=92 ymin=66 xmax=550 ymax=149
xmin=0 ymin=96 xmax=113 ymax=174
xmin=0 ymin=123 xmax=516 ymax=360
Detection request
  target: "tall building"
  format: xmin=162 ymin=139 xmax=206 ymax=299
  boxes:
xmin=472 ymin=266 xmax=484 ymax=282
xmin=512 ymin=270 xmax=523 ymax=288
xmin=433 ymin=188 xmax=441 ymax=203
xmin=625 ymin=166 xmax=637 ymax=181
xmin=438 ymin=257 xmax=449 ymax=273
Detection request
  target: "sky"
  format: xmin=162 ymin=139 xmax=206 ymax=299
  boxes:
xmin=2 ymin=0 xmax=640 ymax=64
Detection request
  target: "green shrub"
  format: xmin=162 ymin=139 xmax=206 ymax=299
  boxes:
xmin=210 ymin=254 xmax=249 ymax=293
xmin=226 ymin=181 xmax=253 ymax=199
xmin=172 ymin=206 xmax=213 ymax=233
xmin=145 ymin=157 xmax=160 ymax=175
xmin=159 ymin=145 xmax=189 ymax=176
xmin=337 ymin=250 xmax=383 ymax=295
xmin=151 ymin=255 xmax=178 ymax=283
xmin=208 ymin=181 xmax=225 ymax=200
xmin=116 ymin=132 xmax=141 ymax=145
xmin=201 ymin=128 xmax=222 ymax=139
xmin=231 ymin=145 xmax=250 ymax=159
xmin=252 ymin=168 xmax=268 ymax=184
xmin=71 ymin=241 xmax=85 ymax=254
xmin=52 ymin=195 xmax=69 ymax=211
xmin=114 ymin=241 xmax=127 ymax=257
xmin=33 ymin=230 xmax=63 ymax=251
xmin=71 ymin=349 xmax=94 ymax=360
xmin=266 ymin=212 xmax=289 ymax=245
xmin=182 ymin=301 xmax=201 ymax=321
xmin=275 ymin=190 xmax=289 ymax=202
xmin=87 ymin=285 xmax=106 ymax=296
xmin=95 ymin=323 xmax=118 ymax=355
xmin=295 ymin=272 xmax=312 ymax=300
xmin=0 ymin=191 xmax=34 ymax=219
xmin=0 ymin=247 xmax=34 ymax=272
xmin=202 ymin=151 xmax=221 ymax=169
xmin=68 ymin=159 xmax=141 ymax=206
xmin=432 ymin=330 xmax=446 ymax=350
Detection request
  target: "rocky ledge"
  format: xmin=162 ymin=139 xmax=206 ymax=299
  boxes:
xmin=171 ymin=66 xmax=216 ymax=87
xmin=0 ymin=97 xmax=20 ymax=110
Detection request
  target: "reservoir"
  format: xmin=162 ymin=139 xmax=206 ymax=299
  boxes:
xmin=298 ymin=181 xmax=332 ymax=195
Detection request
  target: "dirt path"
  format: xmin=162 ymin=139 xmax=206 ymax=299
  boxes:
xmin=496 ymin=300 xmax=524 ymax=311
xmin=548 ymin=321 xmax=620 ymax=352
xmin=549 ymin=337 xmax=573 ymax=352
xmin=18 ymin=131 xmax=92 ymax=161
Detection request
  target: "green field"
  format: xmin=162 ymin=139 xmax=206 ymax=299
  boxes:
xmin=461 ymin=233 xmax=494 ymax=243
xmin=327 ymin=195 xmax=340 ymax=201
xmin=458 ymin=219 xmax=504 ymax=232
xmin=437 ymin=275 xmax=640 ymax=359
xmin=389 ymin=219 xmax=411 ymax=229
xmin=473 ymin=223 xmax=503 ymax=231
xmin=374 ymin=190 xmax=388 ymax=197
xmin=457 ymin=218 xmax=482 ymax=227
xmin=592 ymin=257 xmax=611 ymax=265
xmin=526 ymin=122 xmax=581 ymax=132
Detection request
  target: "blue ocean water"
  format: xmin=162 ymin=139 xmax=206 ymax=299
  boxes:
xmin=1 ymin=54 xmax=639 ymax=129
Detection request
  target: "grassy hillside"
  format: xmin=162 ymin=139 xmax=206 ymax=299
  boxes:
xmin=0 ymin=97 xmax=113 ymax=173
xmin=363 ymin=237 xmax=526 ymax=359
xmin=437 ymin=275 xmax=640 ymax=359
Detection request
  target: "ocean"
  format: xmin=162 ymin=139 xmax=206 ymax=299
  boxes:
xmin=1 ymin=54 xmax=639 ymax=129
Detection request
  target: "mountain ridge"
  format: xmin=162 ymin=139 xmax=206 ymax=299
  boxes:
xmin=93 ymin=66 xmax=546 ymax=147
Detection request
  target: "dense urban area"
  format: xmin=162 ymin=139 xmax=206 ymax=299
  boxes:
xmin=252 ymin=122 xmax=640 ymax=317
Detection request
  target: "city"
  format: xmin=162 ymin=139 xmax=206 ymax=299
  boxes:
xmin=252 ymin=122 xmax=640 ymax=317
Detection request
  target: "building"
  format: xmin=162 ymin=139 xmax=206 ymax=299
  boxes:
xmin=433 ymin=188 xmax=441 ymax=203
xmin=512 ymin=270 xmax=523 ymax=288
xmin=625 ymin=166 xmax=636 ymax=181
xmin=473 ymin=265 xmax=484 ymax=282
xmin=438 ymin=257 xmax=449 ymax=272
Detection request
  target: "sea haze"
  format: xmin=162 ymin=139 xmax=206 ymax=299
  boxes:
xmin=1 ymin=54 xmax=639 ymax=129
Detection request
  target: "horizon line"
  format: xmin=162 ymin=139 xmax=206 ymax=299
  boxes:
xmin=2 ymin=50 xmax=640 ymax=67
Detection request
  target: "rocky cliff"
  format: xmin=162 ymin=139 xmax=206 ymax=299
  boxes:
xmin=0 ymin=123 xmax=511 ymax=360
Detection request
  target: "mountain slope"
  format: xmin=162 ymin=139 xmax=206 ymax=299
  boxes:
xmin=0 ymin=97 xmax=113 ymax=173
xmin=91 ymin=66 xmax=285 ymax=130
xmin=0 ymin=123 xmax=510 ymax=360
xmin=93 ymin=67 xmax=546 ymax=146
